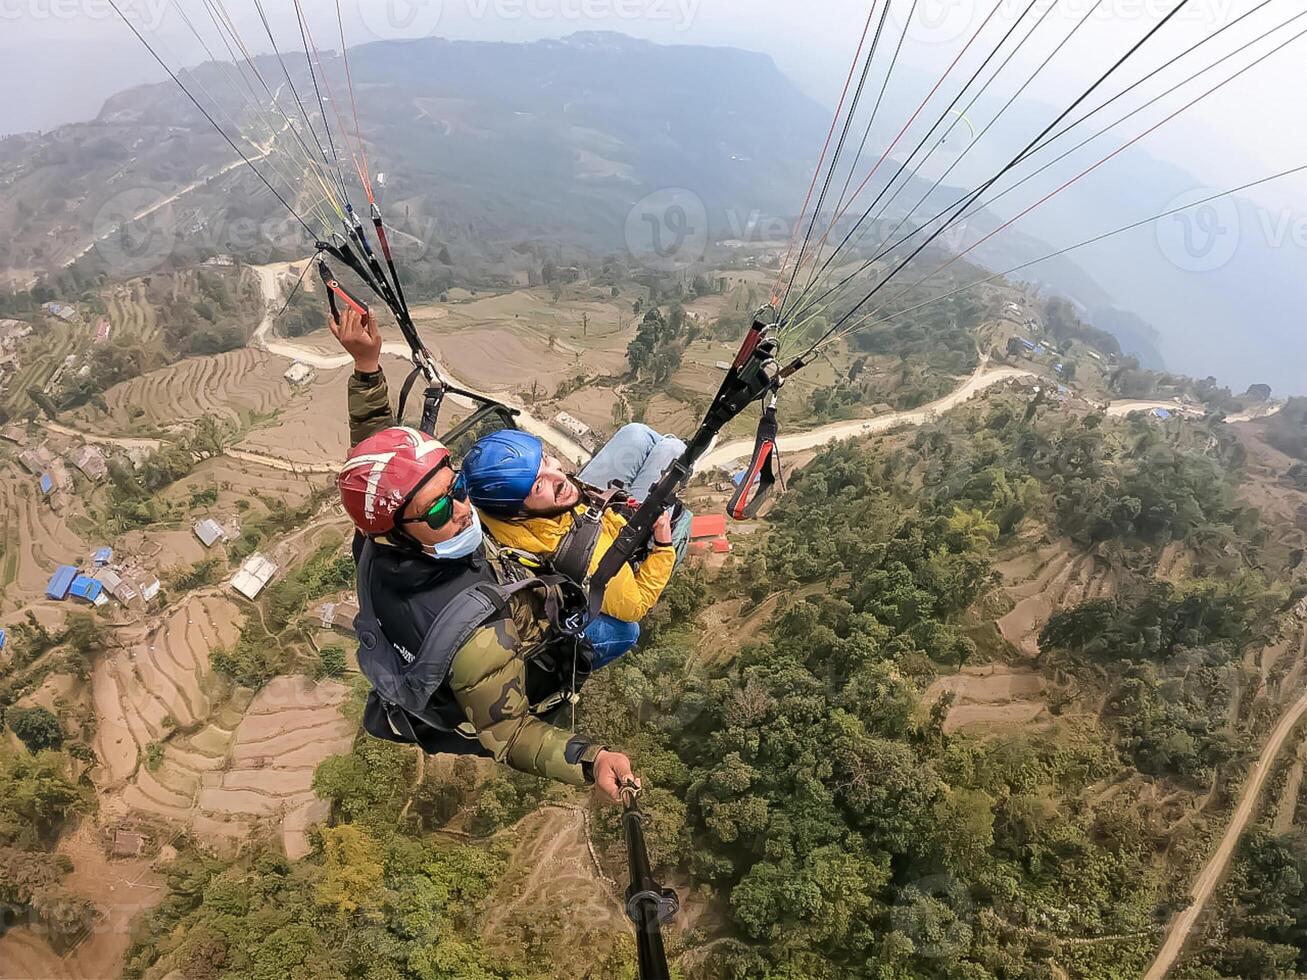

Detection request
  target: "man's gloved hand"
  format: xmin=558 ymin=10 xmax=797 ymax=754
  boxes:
xmin=593 ymin=749 xmax=639 ymax=805
xmin=329 ymin=306 xmax=383 ymax=374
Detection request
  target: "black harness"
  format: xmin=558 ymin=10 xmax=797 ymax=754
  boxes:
xmin=353 ymin=539 xmax=592 ymax=753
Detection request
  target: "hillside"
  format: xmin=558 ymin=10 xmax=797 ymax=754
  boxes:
xmin=0 ymin=244 xmax=1303 ymax=977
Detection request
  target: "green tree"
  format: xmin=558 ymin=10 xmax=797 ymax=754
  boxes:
xmin=315 ymin=644 xmax=348 ymax=680
xmin=8 ymin=707 xmax=64 ymax=752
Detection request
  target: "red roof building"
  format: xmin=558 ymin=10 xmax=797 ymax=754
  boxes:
xmin=710 ymin=539 xmax=732 ymax=554
xmin=690 ymin=514 xmax=727 ymax=540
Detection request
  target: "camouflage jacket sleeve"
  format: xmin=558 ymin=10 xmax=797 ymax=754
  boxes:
xmin=347 ymin=368 xmax=396 ymax=448
xmin=448 ymin=617 xmax=603 ymax=786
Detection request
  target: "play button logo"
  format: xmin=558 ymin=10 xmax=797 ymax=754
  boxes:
xmin=358 ymin=0 xmax=445 ymax=41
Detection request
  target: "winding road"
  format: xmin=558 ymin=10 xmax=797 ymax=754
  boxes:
xmin=699 ymin=363 xmax=1036 ymax=471
xmin=175 ymin=264 xmax=1293 ymax=479
xmin=48 ymin=261 xmax=1285 ymax=489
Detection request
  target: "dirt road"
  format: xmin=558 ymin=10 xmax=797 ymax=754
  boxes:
xmin=1105 ymin=399 xmax=1201 ymax=419
xmin=37 ymin=423 xmax=332 ymax=474
xmin=1104 ymin=400 xmax=1282 ymax=423
xmin=226 ymin=448 xmax=337 ymax=473
xmin=1145 ymin=688 xmax=1307 ymax=978
xmin=40 ymin=420 xmax=162 ymax=452
xmin=699 ymin=363 xmax=1037 ymax=470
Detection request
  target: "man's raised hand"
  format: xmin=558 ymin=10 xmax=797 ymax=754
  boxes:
xmin=328 ymin=306 xmax=382 ymax=374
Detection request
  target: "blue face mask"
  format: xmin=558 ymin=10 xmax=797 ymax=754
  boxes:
xmin=424 ymin=507 xmax=483 ymax=560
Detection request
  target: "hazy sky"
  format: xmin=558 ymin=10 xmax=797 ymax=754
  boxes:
xmin=4 ymin=0 xmax=1304 ymax=201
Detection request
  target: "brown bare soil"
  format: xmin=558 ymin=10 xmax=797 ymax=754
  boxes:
xmin=696 ymin=594 xmax=785 ymax=665
xmin=436 ymin=327 xmax=591 ymax=392
xmin=556 ymin=386 xmax=621 ymax=433
xmin=0 ymin=822 xmax=160 ymax=980
xmin=926 ymin=664 xmax=1052 ymax=735
xmin=643 ymin=392 xmax=700 ymax=436
xmin=0 ymin=463 xmax=93 ymax=613
xmin=478 ymin=806 xmax=629 ymax=975
xmin=96 ymin=594 xmax=354 ymax=857
xmin=234 ymin=363 xmax=354 ymax=463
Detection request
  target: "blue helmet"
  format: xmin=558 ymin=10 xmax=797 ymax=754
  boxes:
xmin=461 ymin=429 xmax=544 ymax=516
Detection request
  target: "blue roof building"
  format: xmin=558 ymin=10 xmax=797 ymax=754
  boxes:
xmin=0 ymin=628 xmax=6 ymax=651
xmin=93 ymin=547 xmax=113 ymax=566
xmin=69 ymin=576 xmax=104 ymax=604
xmin=1152 ymin=408 xmax=1172 ymax=420
xmin=47 ymin=565 xmax=78 ymax=600
xmin=39 ymin=473 xmax=53 ymax=495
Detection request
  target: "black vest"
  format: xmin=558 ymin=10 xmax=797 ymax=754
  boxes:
xmin=353 ymin=539 xmax=592 ymax=757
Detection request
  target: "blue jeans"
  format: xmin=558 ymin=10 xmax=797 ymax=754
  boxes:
xmin=584 ymin=614 xmax=641 ymax=668
xmin=579 ymin=423 xmax=694 ymax=561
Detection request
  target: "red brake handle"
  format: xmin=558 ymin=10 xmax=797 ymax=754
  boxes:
xmin=326 ymin=277 xmax=369 ymax=318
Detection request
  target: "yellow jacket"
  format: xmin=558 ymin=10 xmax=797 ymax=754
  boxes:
xmin=481 ymin=505 xmax=676 ymax=623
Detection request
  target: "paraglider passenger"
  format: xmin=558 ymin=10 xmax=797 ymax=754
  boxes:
xmin=461 ymin=427 xmax=693 ymax=666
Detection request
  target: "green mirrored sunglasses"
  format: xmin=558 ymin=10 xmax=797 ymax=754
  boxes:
xmin=400 ymin=471 xmax=468 ymax=531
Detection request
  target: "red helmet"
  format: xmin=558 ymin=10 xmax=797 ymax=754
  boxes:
xmin=338 ymin=427 xmax=451 ymax=536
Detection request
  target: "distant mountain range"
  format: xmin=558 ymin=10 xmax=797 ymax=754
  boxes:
xmin=1 ymin=31 xmax=1300 ymax=394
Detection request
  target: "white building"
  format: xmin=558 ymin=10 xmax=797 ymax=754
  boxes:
xmin=92 ymin=567 xmax=137 ymax=602
xmin=284 ymin=362 xmax=316 ymax=387
xmin=552 ymin=411 xmax=591 ymax=440
xmin=230 ymin=553 xmax=278 ymax=600
xmin=193 ymin=518 xmax=227 ymax=548
xmin=71 ymin=445 xmax=108 ymax=481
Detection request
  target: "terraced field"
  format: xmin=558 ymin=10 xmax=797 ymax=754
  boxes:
xmin=95 ymin=595 xmax=354 ymax=856
xmin=994 ymin=541 xmax=1119 ymax=656
xmin=0 ymin=462 xmax=92 ymax=611
xmin=234 ymin=362 xmax=356 ymax=464
xmin=926 ymin=664 xmax=1052 ymax=734
xmin=70 ymin=347 xmax=293 ymax=434
xmin=104 ymin=282 xmax=163 ymax=353
xmin=0 ymin=319 xmax=80 ymax=418
xmin=480 ymin=806 xmax=629 ymax=974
